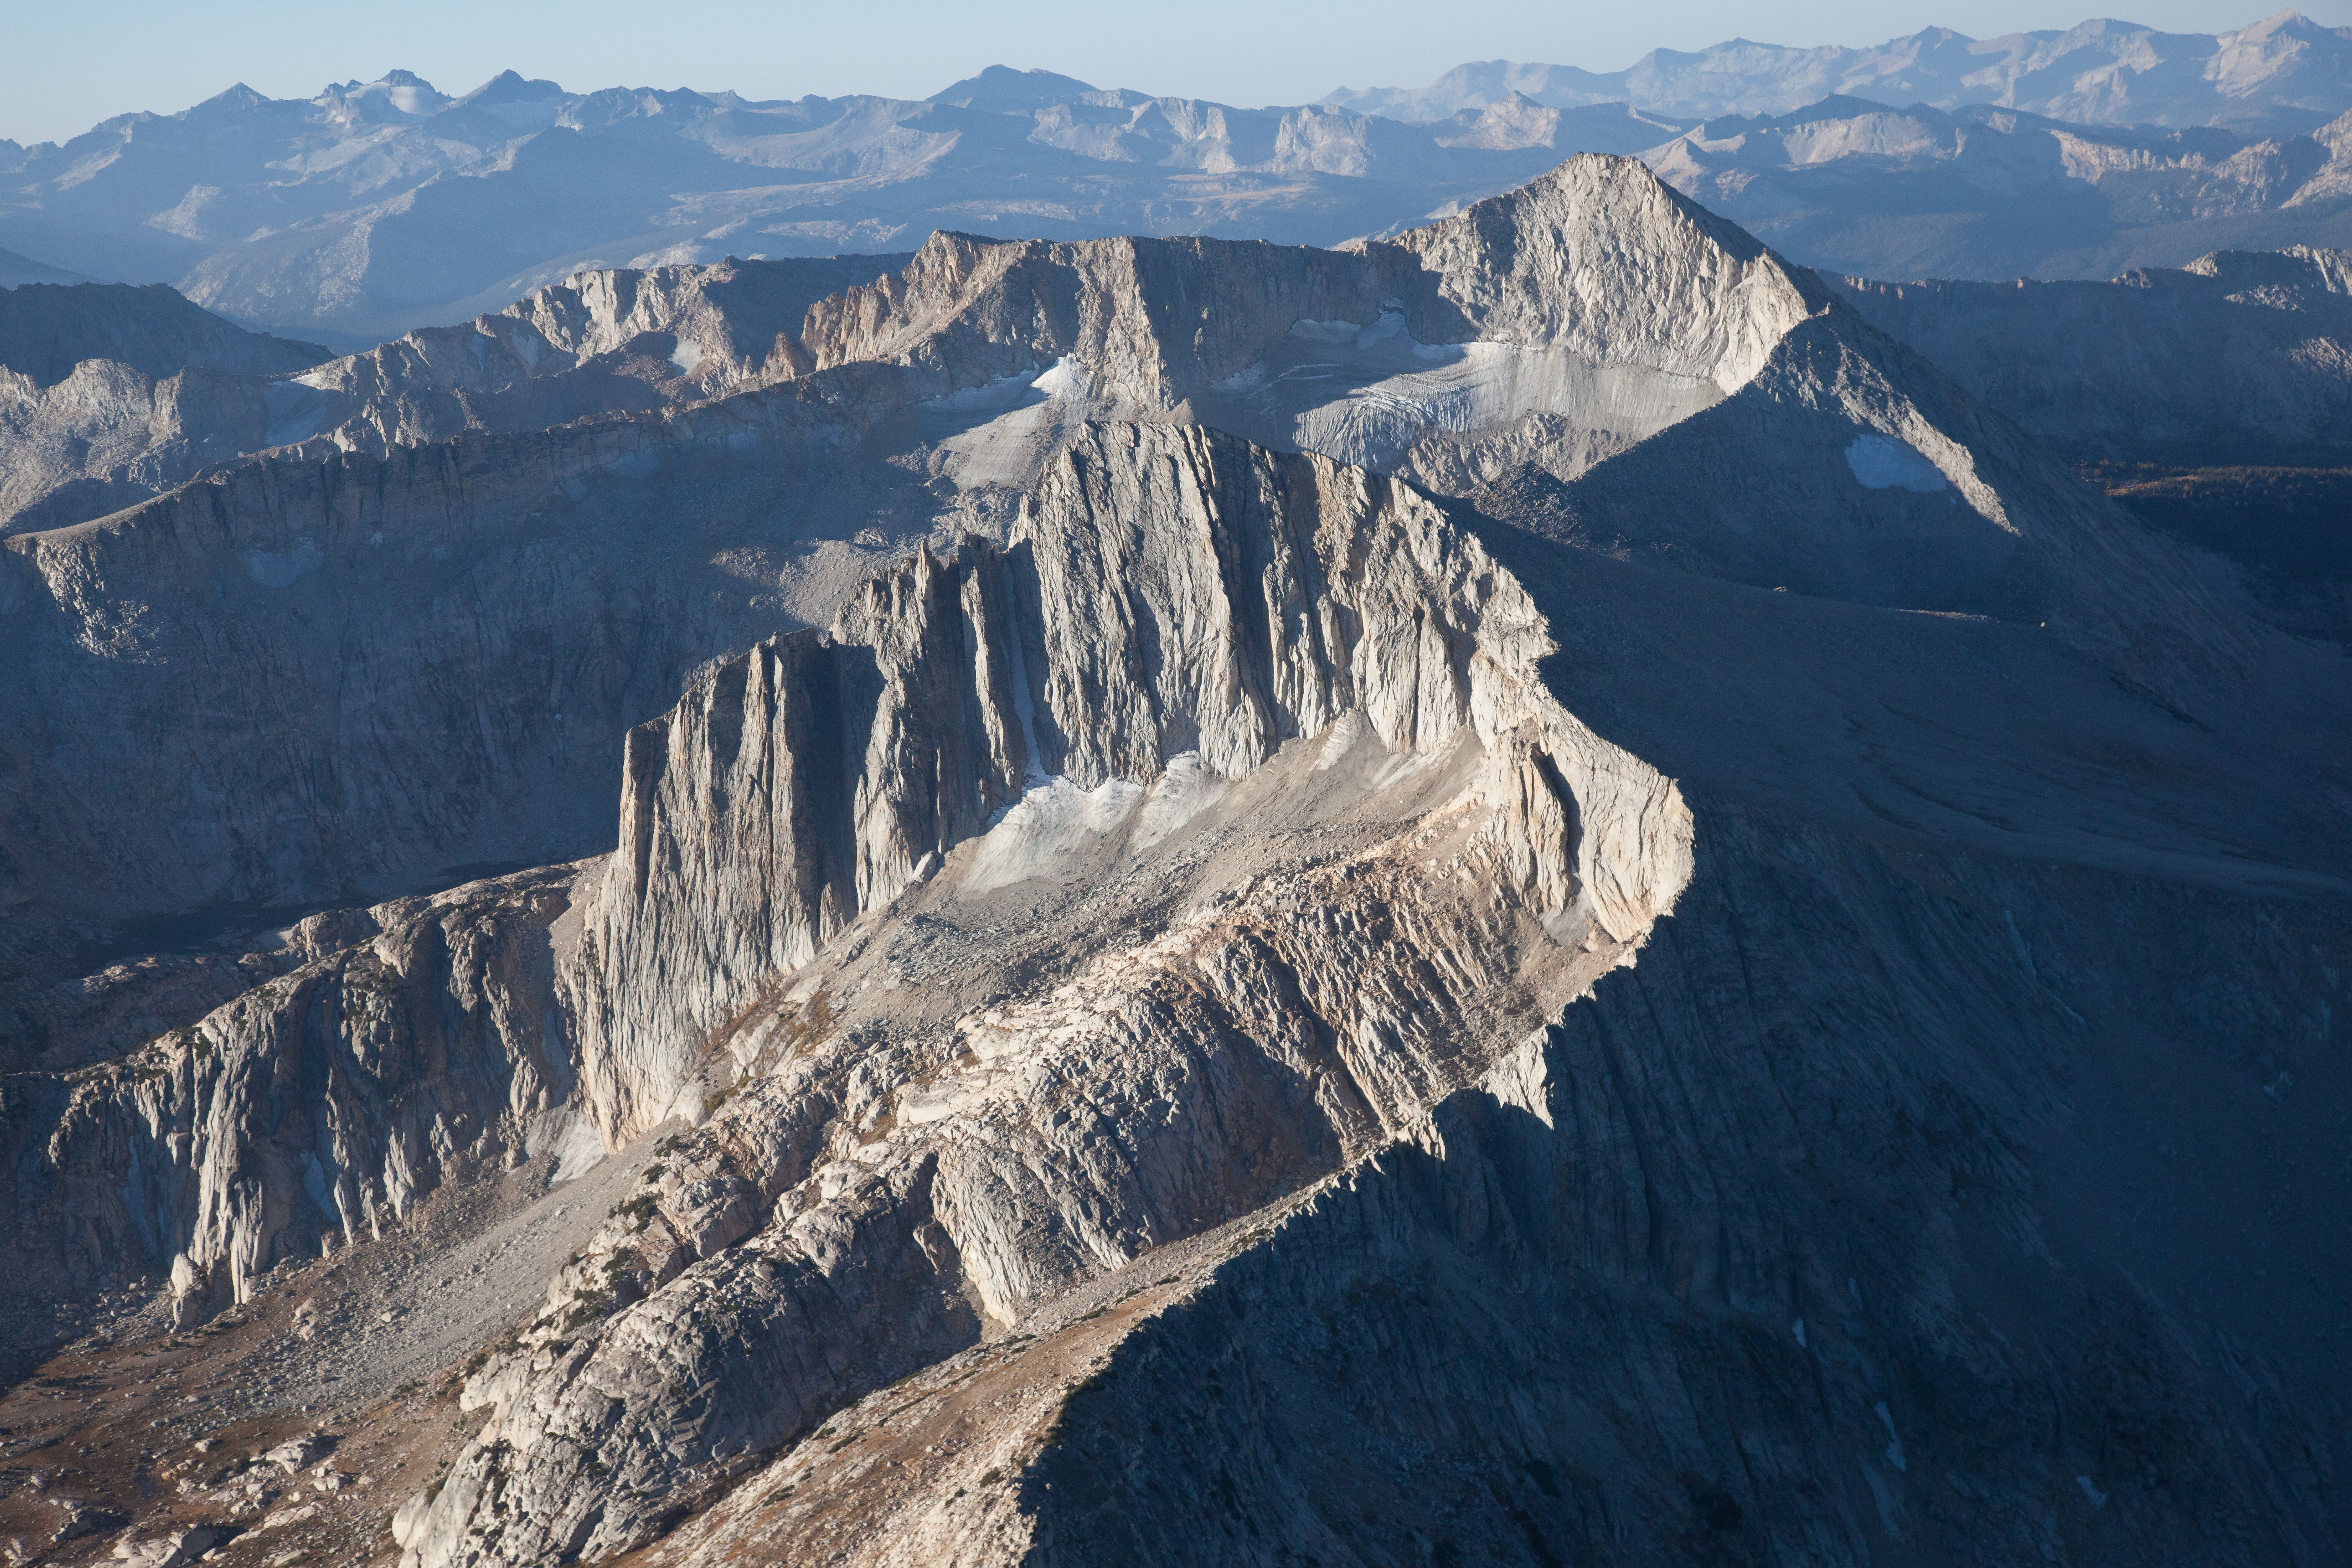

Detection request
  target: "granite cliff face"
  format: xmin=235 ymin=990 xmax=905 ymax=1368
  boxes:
xmin=1 ymin=147 xmax=2347 ymax=1568
xmin=0 ymin=866 xmax=585 ymax=1372
xmin=1 ymin=153 xmax=2190 ymax=980
xmin=795 ymin=157 xmax=2235 ymax=660
xmin=0 ymin=369 xmax=932 ymax=978
xmin=401 ymin=418 xmax=1693 ymax=1568
xmin=564 ymin=421 xmax=1688 ymax=1147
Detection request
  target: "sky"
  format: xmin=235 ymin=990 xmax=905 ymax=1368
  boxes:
xmin=4 ymin=0 xmax=2347 ymax=145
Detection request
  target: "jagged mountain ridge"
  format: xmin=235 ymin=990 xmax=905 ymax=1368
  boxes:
xmin=263 ymin=251 xmax=915 ymax=458
xmin=784 ymin=158 xmax=2235 ymax=671
xmin=1639 ymin=94 xmax=2352 ymax=281
xmin=0 ymin=69 xmax=1683 ymax=346
xmin=0 ymin=155 xmax=2239 ymax=985
xmin=0 ymin=147 xmax=2347 ymax=1568
xmin=0 ymin=256 xmax=908 ymax=535
xmin=9 ymin=12 xmax=2352 ymax=350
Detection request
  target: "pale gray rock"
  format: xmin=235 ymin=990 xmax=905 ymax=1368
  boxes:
xmin=271 ymin=253 xmax=913 ymax=457
xmin=0 ymin=371 xmax=933 ymax=950
xmin=1329 ymin=12 xmax=2352 ymax=135
xmin=564 ymin=420 xmax=1687 ymax=1145
xmin=110 ymin=1524 xmax=224 ymax=1568
xmin=0 ymin=153 xmax=2247 ymax=1003
xmin=0 ymin=865 xmax=586 ymax=1362
xmin=400 ymin=419 xmax=1691 ymax=1568
xmin=0 ymin=283 xmax=329 ymax=532
xmin=0 ymin=70 xmax=1651 ymax=345
xmin=1641 ymin=97 xmax=2352 ymax=281
xmin=0 ymin=135 xmax=2345 ymax=1568
xmin=402 ymin=419 xmax=2350 ymax=1568
xmin=799 ymin=156 xmax=2239 ymax=672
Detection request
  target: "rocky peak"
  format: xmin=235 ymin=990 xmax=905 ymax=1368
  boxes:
xmin=1372 ymin=152 xmax=1831 ymax=386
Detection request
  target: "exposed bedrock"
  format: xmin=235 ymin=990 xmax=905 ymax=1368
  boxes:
xmin=396 ymin=420 xmax=1692 ymax=1568
xmin=793 ymin=154 xmax=2245 ymax=685
xmin=0 ymin=152 xmax=2254 ymax=991
xmin=0 ymin=866 xmax=588 ymax=1376
xmin=565 ymin=418 xmax=1687 ymax=1143
xmin=794 ymin=154 xmax=1817 ymax=405
xmin=0 ymin=365 xmax=941 ymax=956
xmin=277 ymin=252 xmax=917 ymax=459
xmin=0 ymin=281 xmax=332 ymax=534
xmin=652 ymin=815 xmax=2352 ymax=1568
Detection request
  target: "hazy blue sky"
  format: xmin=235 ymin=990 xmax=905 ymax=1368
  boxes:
xmin=5 ymin=0 xmax=2345 ymax=144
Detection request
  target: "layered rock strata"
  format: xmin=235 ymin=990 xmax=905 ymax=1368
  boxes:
xmin=397 ymin=418 xmax=1692 ymax=1567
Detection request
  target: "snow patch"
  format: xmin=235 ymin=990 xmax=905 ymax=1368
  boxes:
xmin=1029 ymin=356 xmax=1086 ymax=399
xmin=1131 ymin=753 xmax=1229 ymax=850
xmin=921 ymin=363 xmax=1050 ymax=413
xmin=242 ymin=539 xmax=324 ymax=588
xmin=965 ymin=775 xmax=1145 ymax=892
xmin=1845 ymin=433 xmax=1949 ymax=493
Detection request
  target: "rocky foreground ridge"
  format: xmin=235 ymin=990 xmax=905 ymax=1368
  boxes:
xmin=0 ymin=152 xmax=2347 ymax=1568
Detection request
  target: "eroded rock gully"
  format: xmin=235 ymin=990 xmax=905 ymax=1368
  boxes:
xmin=0 ymin=867 xmax=592 ymax=1373
xmin=0 ymin=155 xmax=2231 ymax=990
xmin=0 ymin=148 xmax=2346 ymax=1568
xmin=379 ymin=419 xmax=1687 ymax=1568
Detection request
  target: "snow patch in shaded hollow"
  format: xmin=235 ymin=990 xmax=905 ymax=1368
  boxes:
xmin=263 ymin=380 xmax=333 ymax=446
xmin=964 ymin=775 xmax=1145 ymax=893
xmin=1844 ymin=433 xmax=1948 ymax=493
xmin=242 ymin=539 xmax=324 ymax=588
xmin=1029 ymin=356 xmax=1086 ymax=398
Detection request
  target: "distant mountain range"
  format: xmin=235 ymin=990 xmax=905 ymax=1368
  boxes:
xmin=1644 ymin=93 xmax=2352 ymax=279
xmin=1327 ymin=10 xmax=2352 ymax=134
xmin=3 ymin=12 xmax=2351 ymax=343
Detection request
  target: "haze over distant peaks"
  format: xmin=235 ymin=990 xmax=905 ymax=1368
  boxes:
xmin=1327 ymin=10 xmax=2352 ymax=134
xmin=3 ymin=11 xmax=2352 ymax=346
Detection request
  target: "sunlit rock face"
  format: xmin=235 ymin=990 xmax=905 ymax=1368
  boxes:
xmin=2 ymin=148 xmax=2347 ymax=1568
